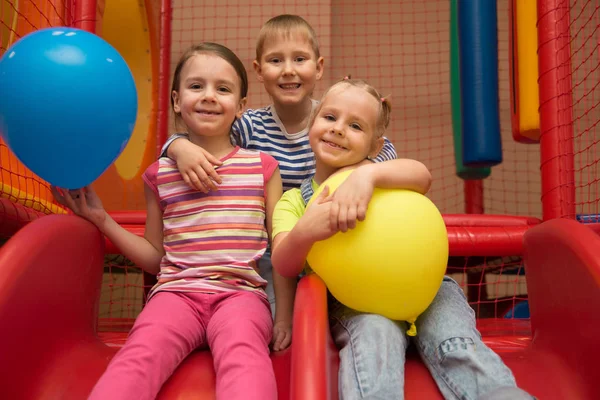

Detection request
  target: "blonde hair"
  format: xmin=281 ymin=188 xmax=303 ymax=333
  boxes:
xmin=310 ymin=77 xmax=392 ymax=138
xmin=255 ymin=14 xmax=320 ymax=61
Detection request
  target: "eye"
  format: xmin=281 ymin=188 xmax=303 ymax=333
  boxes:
xmin=295 ymin=56 xmax=306 ymax=63
xmin=218 ymin=86 xmax=232 ymax=93
xmin=350 ymin=123 xmax=362 ymax=131
xmin=324 ymin=114 xmax=336 ymax=121
xmin=269 ymin=58 xmax=281 ymax=64
xmin=190 ymin=83 xmax=202 ymax=90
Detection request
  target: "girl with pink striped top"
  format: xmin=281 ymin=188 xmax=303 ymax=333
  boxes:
xmin=52 ymin=42 xmax=282 ymax=400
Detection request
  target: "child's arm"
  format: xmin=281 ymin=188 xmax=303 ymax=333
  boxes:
xmin=262 ymin=167 xmax=295 ymax=351
xmin=164 ymin=138 xmax=223 ymax=193
xmin=161 ymin=114 xmax=254 ymax=192
xmin=329 ymin=158 xmax=432 ymax=232
xmin=271 ymin=187 xmax=338 ymax=278
xmin=51 ymin=185 xmax=165 ymax=275
xmin=359 ymin=157 xmax=432 ymax=193
xmin=160 ymin=132 xmax=189 ymax=157
xmin=271 ymin=269 xmax=296 ymax=351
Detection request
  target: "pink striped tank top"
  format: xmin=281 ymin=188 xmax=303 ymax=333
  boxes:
xmin=142 ymin=146 xmax=278 ymax=300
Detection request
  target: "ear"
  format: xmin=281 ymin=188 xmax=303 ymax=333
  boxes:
xmin=172 ymin=90 xmax=181 ymax=114
xmin=237 ymin=97 xmax=247 ymax=119
xmin=369 ymin=137 xmax=385 ymax=159
xmin=253 ymin=60 xmax=264 ymax=82
xmin=315 ymin=56 xmax=324 ymax=81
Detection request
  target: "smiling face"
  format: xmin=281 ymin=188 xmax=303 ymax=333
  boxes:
xmin=309 ymin=84 xmax=384 ymax=168
xmin=254 ymin=31 xmax=323 ymax=107
xmin=171 ymin=53 xmax=246 ymax=139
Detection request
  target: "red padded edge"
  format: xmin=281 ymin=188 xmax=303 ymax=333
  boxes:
xmin=524 ymin=218 xmax=600 ymax=399
xmin=291 ymin=274 xmax=339 ymax=400
xmin=106 ymin=213 xmax=540 ymax=256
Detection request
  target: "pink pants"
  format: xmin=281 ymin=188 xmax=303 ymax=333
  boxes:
xmin=88 ymin=290 xmax=276 ymax=400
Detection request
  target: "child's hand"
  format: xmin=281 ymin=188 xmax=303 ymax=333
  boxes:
xmin=51 ymin=185 xmax=107 ymax=228
xmin=170 ymin=139 xmax=223 ymax=193
xmin=298 ymin=186 xmax=339 ymax=242
xmin=329 ymin=166 xmax=375 ymax=232
xmin=272 ymin=320 xmax=292 ymax=351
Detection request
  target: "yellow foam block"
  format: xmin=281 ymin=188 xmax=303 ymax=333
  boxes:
xmin=512 ymin=0 xmax=540 ymax=141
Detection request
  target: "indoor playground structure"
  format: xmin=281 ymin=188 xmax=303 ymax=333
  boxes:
xmin=0 ymin=0 xmax=599 ymax=398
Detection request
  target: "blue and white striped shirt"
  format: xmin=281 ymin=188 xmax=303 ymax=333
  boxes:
xmin=162 ymin=102 xmax=397 ymax=191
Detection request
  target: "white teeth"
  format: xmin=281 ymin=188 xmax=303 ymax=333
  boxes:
xmin=324 ymin=140 xmax=344 ymax=149
xmin=280 ymin=84 xmax=300 ymax=89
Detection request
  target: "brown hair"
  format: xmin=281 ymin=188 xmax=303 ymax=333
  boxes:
xmin=255 ymin=14 xmax=320 ymax=62
xmin=310 ymin=77 xmax=392 ymax=137
xmin=170 ymin=42 xmax=248 ymax=113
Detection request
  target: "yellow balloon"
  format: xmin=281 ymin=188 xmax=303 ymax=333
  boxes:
xmin=306 ymin=169 xmax=448 ymax=336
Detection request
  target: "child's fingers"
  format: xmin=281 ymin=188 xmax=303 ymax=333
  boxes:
xmin=317 ymin=186 xmax=330 ymax=203
xmin=202 ymin=149 xmax=224 ymax=167
xmin=203 ymin=160 xmax=222 ymax=185
xmin=195 ymin=164 xmax=219 ymax=190
xmin=280 ymin=330 xmax=292 ymax=350
xmin=307 ymin=187 xmax=331 ymax=210
xmin=181 ymin=171 xmax=194 ymax=190
xmin=51 ymin=187 xmax=76 ymax=214
xmin=356 ymin=202 xmax=368 ymax=221
xmin=78 ymin=188 xmax=89 ymax=212
xmin=61 ymin=189 xmax=80 ymax=213
xmin=329 ymin=201 xmax=340 ymax=232
xmin=272 ymin=329 xmax=285 ymax=351
xmin=191 ymin=169 xmax=212 ymax=192
xmin=321 ymin=194 xmax=333 ymax=203
xmin=84 ymin=185 xmax=101 ymax=204
xmin=338 ymin=204 xmax=349 ymax=232
xmin=185 ymin=171 xmax=209 ymax=193
xmin=346 ymin=206 xmax=358 ymax=230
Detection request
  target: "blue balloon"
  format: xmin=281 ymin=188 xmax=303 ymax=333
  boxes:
xmin=0 ymin=27 xmax=137 ymax=189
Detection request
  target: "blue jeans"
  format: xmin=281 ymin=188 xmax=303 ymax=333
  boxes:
xmin=329 ymin=277 xmax=533 ymax=400
xmin=258 ymin=251 xmax=276 ymax=318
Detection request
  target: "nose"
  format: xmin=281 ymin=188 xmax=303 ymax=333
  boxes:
xmin=330 ymin=122 xmax=344 ymax=136
xmin=282 ymin=59 xmax=296 ymax=76
xmin=203 ymin=85 xmax=217 ymax=102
